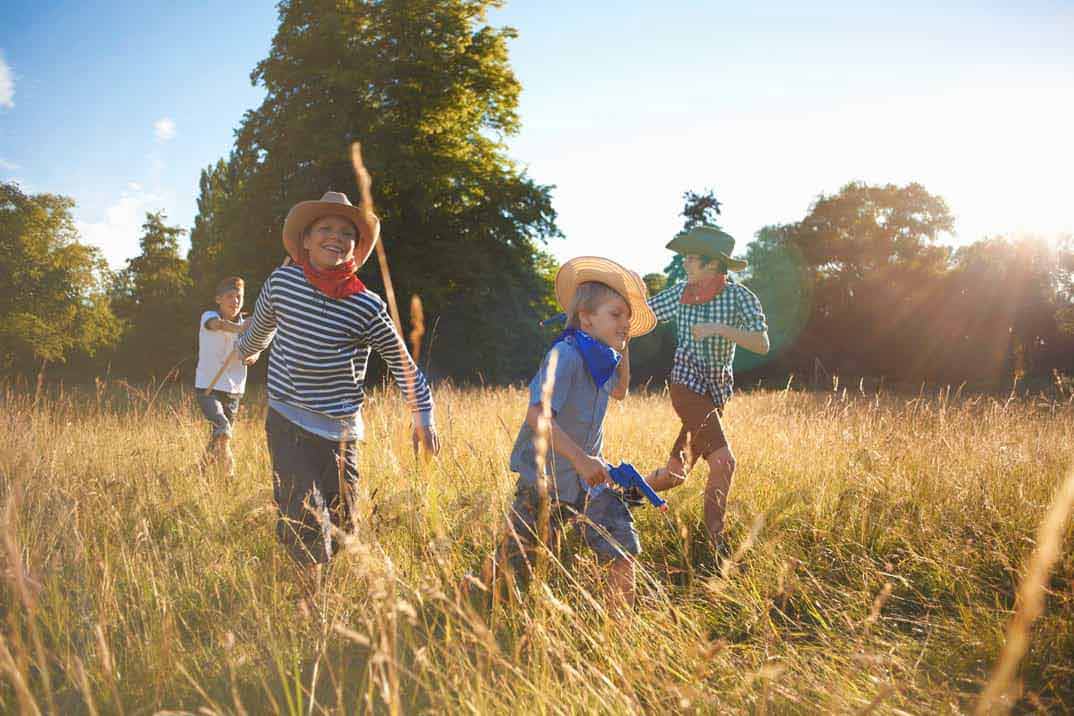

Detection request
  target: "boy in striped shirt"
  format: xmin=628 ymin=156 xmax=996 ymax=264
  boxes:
xmin=237 ymin=170 xmax=438 ymax=596
xmin=645 ymin=226 xmax=769 ymax=556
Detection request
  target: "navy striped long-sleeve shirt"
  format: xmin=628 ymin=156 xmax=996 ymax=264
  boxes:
xmin=236 ymin=265 xmax=433 ymax=420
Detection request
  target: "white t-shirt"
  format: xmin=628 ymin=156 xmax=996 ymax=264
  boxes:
xmin=194 ymin=310 xmax=247 ymax=394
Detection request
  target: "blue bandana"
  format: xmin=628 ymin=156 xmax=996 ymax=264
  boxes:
xmin=552 ymin=328 xmax=621 ymax=389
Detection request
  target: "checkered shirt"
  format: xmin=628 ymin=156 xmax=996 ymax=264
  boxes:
xmin=647 ymin=279 xmax=768 ymax=409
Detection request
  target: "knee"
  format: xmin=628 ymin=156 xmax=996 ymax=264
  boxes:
xmin=661 ymin=466 xmax=687 ymax=488
xmin=706 ymin=448 xmax=735 ymax=477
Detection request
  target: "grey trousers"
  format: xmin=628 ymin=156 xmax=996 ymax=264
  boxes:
xmin=265 ymin=408 xmax=358 ymax=565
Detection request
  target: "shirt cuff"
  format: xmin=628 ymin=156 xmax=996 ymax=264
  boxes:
xmin=412 ymin=410 xmax=435 ymax=429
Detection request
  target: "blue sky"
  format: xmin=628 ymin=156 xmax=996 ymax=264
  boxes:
xmin=1 ymin=1 xmax=1071 ymax=276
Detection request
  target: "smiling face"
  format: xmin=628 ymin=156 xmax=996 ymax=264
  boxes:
xmin=302 ymin=215 xmax=358 ymax=270
xmin=215 ymin=288 xmax=244 ymax=321
xmin=579 ymin=293 xmax=632 ymax=351
xmin=683 ymin=253 xmax=723 ymax=283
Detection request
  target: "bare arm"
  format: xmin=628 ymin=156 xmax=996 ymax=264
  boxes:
xmin=524 ymin=403 xmax=610 ymax=487
xmin=206 ymin=317 xmax=248 ymax=334
xmin=609 ymin=345 xmax=630 ymax=400
xmin=693 ymin=323 xmax=770 ymax=354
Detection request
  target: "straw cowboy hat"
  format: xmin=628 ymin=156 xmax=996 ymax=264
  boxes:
xmin=666 ymin=225 xmax=748 ymax=272
xmin=555 ymin=257 xmax=658 ymax=338
xmin=282 ymin=191 xmax=379 ymax=265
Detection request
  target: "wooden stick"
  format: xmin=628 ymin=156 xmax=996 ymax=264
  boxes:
xmin=202 ymin=312 xmax=247 ymax=396
xmin=202 ymin=350 xmax=237 ymax=396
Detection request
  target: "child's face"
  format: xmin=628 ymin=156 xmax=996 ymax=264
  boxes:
xmin=216 ymin=288 xmax=244 ymax=320
xmin=579 ymin=294 xmax=632 ymax=351
xmin=303 ymin=215 xmax=358 ymax=270
xmin=683 ymin=254 xmax=720 ymax=282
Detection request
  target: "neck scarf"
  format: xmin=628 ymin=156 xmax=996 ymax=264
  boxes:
xmin=553 ymin=328 xmax=621 ymax=390
xmin=299 ymin=257 xmax=366 ymax=299
xmin=680 ymin=274 xmax=727 ymax=305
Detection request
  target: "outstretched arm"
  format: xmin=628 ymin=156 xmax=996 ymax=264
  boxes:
xmin=692 ymin=323 xmax=770 ymax=354
xmin=237 ymin=282 xmax=277 ymax=358
xmin=364 ymin=302 xmax=439 ymax=454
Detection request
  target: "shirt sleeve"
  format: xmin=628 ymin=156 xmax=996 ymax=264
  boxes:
xmin=202 ymin=310 xmax=220 ymax=330
xmin=363 ymin=299 xmax=435 ymax=416
xmin=733 ymin=285 xmax=768 ymax=333
xmin=527 ymin=344 xmax=578 ymax=414
xmin=237 ymin=274 xmax=277 ymax=358
xmin=647 ymin=283 xmax=683 ymax=323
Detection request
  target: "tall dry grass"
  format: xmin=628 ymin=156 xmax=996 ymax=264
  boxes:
xmin=0 ymin=379 xmax=1072 ymax=714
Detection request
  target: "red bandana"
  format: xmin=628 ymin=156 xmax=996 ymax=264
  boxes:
xmin=299 ymin=257 xmax=367 ymax=299
xmin=680 ymin=275 xmax=727 ymax=305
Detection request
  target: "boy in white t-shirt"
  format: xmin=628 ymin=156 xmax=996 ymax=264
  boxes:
xmin=195 ymin=276 xmax=260 ymax=475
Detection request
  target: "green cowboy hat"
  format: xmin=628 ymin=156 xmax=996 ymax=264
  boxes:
xmin=666 ymin=225 xmax=748 ymax=272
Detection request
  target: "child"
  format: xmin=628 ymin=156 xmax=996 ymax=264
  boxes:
xmin=194 ymin=276 xmax=259 ymax=476
xmin=496 ymin=256 xmax=656 ymax=612
xmin=236 ymin=179 xmax=439 ymax=596
xmin=645 ymin=226 xmax=769 ymax=556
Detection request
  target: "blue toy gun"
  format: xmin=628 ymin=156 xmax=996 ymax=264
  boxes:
xmin=538 ymin=312 xmax=567 ymax=328
xmin=607 ymin=462 xmax=667 ymax=511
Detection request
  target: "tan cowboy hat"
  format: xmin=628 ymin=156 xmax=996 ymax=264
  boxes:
xmin=282 ymin=191 xmax=379 ymax=265
xmin=666 ymin=225 xmax=748 ymax=272
xmin=554 ymin=257 xmax=657 ymax=338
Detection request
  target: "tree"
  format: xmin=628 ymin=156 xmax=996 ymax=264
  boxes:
xmin=743 ymin=182 xmax=955 ymax=382
xmin=736 ymin=224 xmax=813 ymax=375
xmin=110 ymin=212 xmax=193 ymax=377
xmin=0 ymin=181 xmax=120 ymax=376
xmin=190 ymin=0 xmax=561 ymax=382
xmin=663 ymin=189 xmax=722 ymax=284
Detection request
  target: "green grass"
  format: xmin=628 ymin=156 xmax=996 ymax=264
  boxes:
xmin=0 ymin=381 xmax=1072 ymax=714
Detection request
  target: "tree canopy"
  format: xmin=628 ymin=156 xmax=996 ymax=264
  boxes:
xmin=0 ymin=181 xmax=120 ymax=374
xmin=189 ymin=0 xmax=561 ymax=382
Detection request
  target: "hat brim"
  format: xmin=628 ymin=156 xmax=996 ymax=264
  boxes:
xmin=554 ymin=257 xmax=658 ymax=338
xmin=666 ymin=234 xmax=748 ymax=272
xmin=282 ymin=200 xmax=380 ymax=266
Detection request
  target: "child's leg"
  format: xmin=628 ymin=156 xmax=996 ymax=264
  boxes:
xmin=488 ymin=481 xmax=559 ymax=600
xmin=266 ymin=409 xmax=338 ymax=567
xmin=582 ymin=491 xmax=641 ymax=614
xmin=606 ymin=558 xmax=636 ymax=613
xmin=196 ymin=392 xmax=231 ymax=439
xmin=220 ymin=393 xmax=241 ymax=432
xmin=703 ymin=445 xmax=735 ymax=546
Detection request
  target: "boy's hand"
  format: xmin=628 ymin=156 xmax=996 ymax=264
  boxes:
xmin=412 ymin=425 xmax=441 ymax=457
xmin=242 ymin=352 xmax=261 ymax=366
xmin=575 ymin=454 xmax=611 ymax=488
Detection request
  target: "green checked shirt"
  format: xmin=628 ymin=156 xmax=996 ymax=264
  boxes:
xmin=648 ymin=279 xmax=768 ymax=409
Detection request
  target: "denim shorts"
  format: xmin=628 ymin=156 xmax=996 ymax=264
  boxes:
xmin=504 ymin=479 xmax=640 ymax=578
xmin=196 ymin=390 xmax=242 ymax=438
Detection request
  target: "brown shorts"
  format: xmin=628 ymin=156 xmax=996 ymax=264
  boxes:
xmin=669 ymin=383 xmax=728 ymax=468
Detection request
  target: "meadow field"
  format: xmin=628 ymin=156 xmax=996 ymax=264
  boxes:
xmin=0 ymin=380 xmax=1072 ymax=714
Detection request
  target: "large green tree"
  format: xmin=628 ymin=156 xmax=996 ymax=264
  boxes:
xmin=190 ymin=0 xmax=560 ymax=382
xmin=0 ymin=181 xmax=120 ymax=376
xmin=110 ymin=212 xmax=193 ymax=377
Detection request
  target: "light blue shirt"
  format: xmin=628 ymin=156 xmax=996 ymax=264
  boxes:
xmin=509 ymin=337 xmax=613 ymax=505
xmin=269 ymin=398 xmax=433 ymax=442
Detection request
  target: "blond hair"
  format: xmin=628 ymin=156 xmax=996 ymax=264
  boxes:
xmin=566 ymin=281 xmax=630 ymax=329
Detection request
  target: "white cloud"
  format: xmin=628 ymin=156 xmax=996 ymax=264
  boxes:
xmin=153 ymin=117 xmax=176 ymax=141
xmin=0 ymin=158 xmax=18 ymax=172
xmin=76 ymin=187 xmax=164 ymax=269
xmin=127 ymin=181 xmax=142 ymax=191
xmin=0 ymin=52 xmax=12 ymax=109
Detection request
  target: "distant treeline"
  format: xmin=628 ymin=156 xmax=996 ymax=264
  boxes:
xmin=3 ymin=0 xmax=1072 ymax=391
